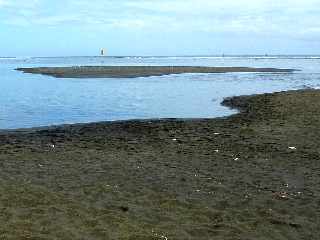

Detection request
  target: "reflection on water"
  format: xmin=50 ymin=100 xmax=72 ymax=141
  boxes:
xmin=0 ymin=56 xmax=320 ymax=129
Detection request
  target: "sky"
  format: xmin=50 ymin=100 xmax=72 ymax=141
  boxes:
xmin=0 ymin=0 xmax=319 ymax=56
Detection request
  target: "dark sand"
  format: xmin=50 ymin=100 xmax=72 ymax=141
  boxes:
xmin=0 ymin=89 xmax=319 ymax=239
xmin=16 ymin=66 xmax=296 ymax=78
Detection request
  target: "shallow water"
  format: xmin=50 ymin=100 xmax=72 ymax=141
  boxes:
xmin=1 ymin=55 xmax=320 ymax=129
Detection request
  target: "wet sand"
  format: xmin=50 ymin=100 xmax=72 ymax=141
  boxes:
xmin=0 ymin=89 xmax=319 ymax=239
xmin=16 ymin=66 xmax=296 ymax=78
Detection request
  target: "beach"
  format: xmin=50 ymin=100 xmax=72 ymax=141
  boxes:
xmin=0 ymin=89 xmax=319 ymax=239
xmin=16 ymin=66 xmax=296 ymax=78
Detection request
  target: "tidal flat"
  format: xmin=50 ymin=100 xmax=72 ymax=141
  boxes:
xmin=16 ymin=66 xmax=296 ymax=78
xmin=0 ymin=89 xmax=319 ymax=239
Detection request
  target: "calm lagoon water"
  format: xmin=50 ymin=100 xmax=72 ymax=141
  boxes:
xmin=1 ymin=56 xmax=320 ymax=129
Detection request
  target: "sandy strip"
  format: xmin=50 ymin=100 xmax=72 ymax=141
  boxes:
xmin=16 ymin=66 xmax=297 ymax=78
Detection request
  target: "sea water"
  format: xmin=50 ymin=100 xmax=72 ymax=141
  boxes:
xmin=0 ymin=55 xmax=320 ymax=129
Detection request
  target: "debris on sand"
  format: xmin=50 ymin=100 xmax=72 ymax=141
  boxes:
xmin=288 ymin=146 xmax=297 ymax=150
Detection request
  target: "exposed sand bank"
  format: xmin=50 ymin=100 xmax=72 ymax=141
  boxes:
xmin=0 ymin=89 xmax=319 ymax=239
xmin=16 ymin=66 xmax=296 ymax=78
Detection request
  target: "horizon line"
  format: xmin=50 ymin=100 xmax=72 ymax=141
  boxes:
xmin=1 ymin=54 xmax=320 ymax=59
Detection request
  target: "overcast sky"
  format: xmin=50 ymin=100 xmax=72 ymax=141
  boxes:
xmin=0 ymin=0 xmax=319 ymax=56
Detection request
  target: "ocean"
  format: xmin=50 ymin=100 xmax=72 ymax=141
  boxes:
xmin=0 ymin=55 xmax=320 ymax=129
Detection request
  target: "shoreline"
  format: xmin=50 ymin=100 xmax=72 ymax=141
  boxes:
xmin=16 ymin=66 xmax=297 ymax=78
xmin=0 ymin=89 xmax=301 ymax=134
xmin=0 ymin=89 xmax=319 ymax=239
